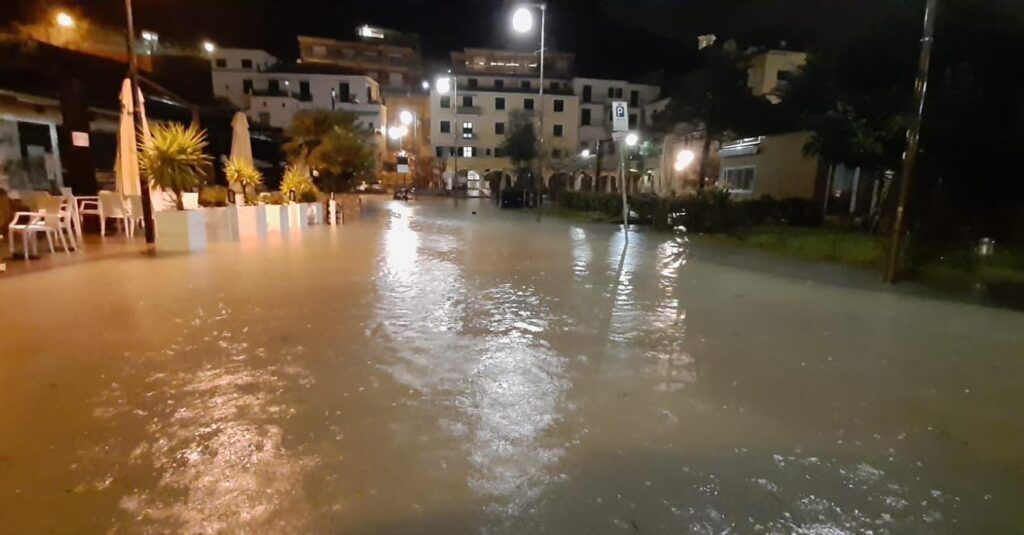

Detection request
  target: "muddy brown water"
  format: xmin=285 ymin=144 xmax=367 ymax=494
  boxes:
xmin=1 ymin=198 xmax=1022 ymax=533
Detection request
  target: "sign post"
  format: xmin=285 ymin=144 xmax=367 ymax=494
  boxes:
xmin=611 ymin=101 xmax=629 ymax=232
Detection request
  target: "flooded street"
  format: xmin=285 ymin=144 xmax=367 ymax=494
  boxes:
xmin=2 ymin=198 xmax=1023 ymax=533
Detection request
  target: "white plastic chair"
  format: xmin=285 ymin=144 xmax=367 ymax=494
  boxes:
xmin=35 ymin=195 xmax=77 ymax=250
xmin=8 ymin=208 xmax=69 ymax=260
xmin=126 ymin=195 xmax=145 ymax=238
xmin=97 ymin=191 xmax=131 ymax=237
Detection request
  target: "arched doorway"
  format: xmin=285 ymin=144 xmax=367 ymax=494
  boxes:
xmin=547 ymin=172 xmax=572 ymax=199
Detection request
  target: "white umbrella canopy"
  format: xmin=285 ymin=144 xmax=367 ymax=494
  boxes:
xmin=230 ymin=112 xmax=253 ymax=165
xmin=115 ymin=78 xmax=141 ymax=196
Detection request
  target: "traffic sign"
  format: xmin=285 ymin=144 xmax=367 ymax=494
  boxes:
xmin=611 ymin=101 xmax=629 ymax=132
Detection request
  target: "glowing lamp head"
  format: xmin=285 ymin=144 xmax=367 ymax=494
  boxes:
xmin=435 ymin=77 xmax=452 ymax=95
xmin=512 ymin=7 xmax=534 ymax=33
xmin=625 ymin=132 xmax=639 ymax=147
xmin=399 ymin=110 xmax=414 ymax=126
xmin=581 ymin=149 xmax=591 ymax=158
xmin=55 ymin=12 xmax=74 ymax=28
xmin=421 ymin=81 xmax=430 ymax=90
xmin=674 ymin=150 xmax=695 ymax=171
xmin=388 ymin=125 xmax=408 ymax=140
xmin=202 ymin=41 xmax=216 ymax=54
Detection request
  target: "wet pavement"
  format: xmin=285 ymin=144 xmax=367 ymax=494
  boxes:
xmin=1 ymin=198 xmax=1023 ymax=533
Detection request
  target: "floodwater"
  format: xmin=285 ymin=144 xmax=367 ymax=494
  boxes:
xmin=1 ymin=198 xmax=1022 ymax=534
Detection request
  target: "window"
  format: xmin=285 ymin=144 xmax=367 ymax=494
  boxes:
xmin=243 ymin=79 xmax=253 ymax=94
xmin=524 ymin=98 xmax=534 ymax=110
xmin=258 ymin=112 xmax=270 ymax=124
xmin=553 ymin=124 xmax=564 ymax=137
xmin=215 ymin=58 xmax=227 ymax=68
xmin=554 ymin=99 xmax=564 ymax=112
xmin=521 ymin=80 xmax=531 ymax=89
xmin=495 ymin=97 xmax=506 ymax=111
xmin=607 ymin=87 xmax=615 ymax=98
xmin=339 ymin=82 xmax=350 ymax=102
xmin=583 ymin=85 xmax=592 ymax=102
xmin=581 ymin=108 xmax=591 ymax=126
xmin=615 ymin=87 xmax=624 ymax=98
xmin=367 ymin=86 xmax=372 ymax=102
xmin=630 ymin=90 xmax=640 ymax=106
xmin=312 ymin=45 xmax=327 ymax=56
xmin=436 ymin=146 xmax=447 ymax=158
xmin=462 ymin=121 xmax=474 ymax=139
xmin=552 ymin=149 xmax=562 ymax=158
xmin=495 ymin=79 xmax=504 ymax=89
xmin=440 ymin=120 xmax=451 ymax=134
xmin=468 ymin=78 xmax=478 ymax=88
xmin=462 ymin=95 xmax=473 ymax=107
xmin=462 ymin=146 xmax=474 ymax=158
xmin=721 ymin=167 xmax=755 ymax=192
xmin=440 ymin=96 xmax=451 ymax=109
xmin=268 ymin=80 xmax=280 ymax=93
xmin=550 ymin=81 xmax=560 ymax=91
xmin=486 ymin=148 xmax=492 ymax=156
xmin=299 ymin=81 xmax=311 ymax=96
xmin=241 ymin=59 xmax=253 ymax=69
xmin=495 ymin=122 xmax=505 ymax=135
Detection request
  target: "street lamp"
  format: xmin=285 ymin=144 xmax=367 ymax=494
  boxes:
xmin=55 ymin=11 xmax=75 ymax=28
xmin=625 ymin=132 xmax=639 ymax=147
xmin=674 ymin=149 xmax=695 ymax=172
xmin=511 ymin=3 xmax=547 ymax=222
xmin=436 ymin=74 xmax=459 ymax=203
xmin=421 ymin=81 xmax=430 ymax=91
xmin=399 ymin=110 xmax=414 ymax=126
xmin=202 ymin=40 xmax=216 ymax=54
xmin=581 ymin=149 xmax=591 ymax=158
xmin=388 ymin=125 xmax=408 ymax=141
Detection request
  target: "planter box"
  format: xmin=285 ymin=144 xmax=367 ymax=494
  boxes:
xmin=266 ymin=204 xmax=285 ymax=233
xmin=155 ymin=209 xmax=207 ymax=253
xmin=274 ymin=204 xmax=291 ymax=234
xmin=203 ymin=206 xmax=239 ymax=242
xmin=233 ymin=205 xmax=268 ymax=239
xmin=288 ymin=203 xmax=311 ymax=231
xmin=311 ymin=202 xmax=325 ymax=225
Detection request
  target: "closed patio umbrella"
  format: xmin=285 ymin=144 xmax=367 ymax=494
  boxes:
xmin=230 ymin=112 xmax=253 ymax=165
xmin=115 ymin=78 xmax=141 ymax=197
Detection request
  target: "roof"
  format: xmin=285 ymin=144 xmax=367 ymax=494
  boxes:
xmin=266 ymin=62 xmax=376 ymax=78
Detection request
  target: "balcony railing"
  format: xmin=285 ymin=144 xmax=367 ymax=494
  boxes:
xmin=251 ymin=89 xmax=314 ymax=102
xmin=457 ymin=105 xmax=482 ymax=115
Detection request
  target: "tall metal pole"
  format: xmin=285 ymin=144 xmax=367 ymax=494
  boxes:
xmin=535 ymin=4 xmax=546 ymax=222
xmin=452 ymin=74 xmax=459 ymax=207
xmin=885 ymin=0 xmax=938 ymax=283
xmin=124 ymin=0 xmax=155 ymax=246
xmin=619 ymin=139 xmax=628 ymax=233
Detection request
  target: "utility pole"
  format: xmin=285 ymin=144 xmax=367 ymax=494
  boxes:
xmin=535 ymin=4 xmax=546 ymax=222
xmin=452 ymin=73 xmax=459 ymax=207
xmin=123 ymin=0 xmax=155 ymax=246
xmin=885 ymin=0 xmax=938 ymax=283
xmin=593 ymin=140 xmax=604 ymax=192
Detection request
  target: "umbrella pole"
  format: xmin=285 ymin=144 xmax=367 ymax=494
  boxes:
xmin=124 ymin=0 xmax=155 ymax=246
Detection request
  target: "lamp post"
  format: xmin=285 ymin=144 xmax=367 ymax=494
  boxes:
xmin=436 ymin=75 xmax=459 ymax=206
xmin=621 ymin=132 xmax=639 ymax=230
xmin=512 ymin=3 xmax=546 ymax=222
xmin=123 ymin=0 xmax=155 ymax=246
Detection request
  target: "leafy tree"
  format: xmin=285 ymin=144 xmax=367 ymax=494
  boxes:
xmin=139 ymin=123 xmax=211 ymax=211
xmin=223 ymin=157 xmax=264 ymax=205
xmin=501 ymin=109 xmax=539 ymax=170
xmin=654 ymin=42 xmax=780 ymax=189
xmin=283 ymin=111 xmax=376 ymax=192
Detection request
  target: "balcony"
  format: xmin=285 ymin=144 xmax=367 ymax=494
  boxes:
xmin=457 ymin=106 xmax=481 ymax=115
xmin=251 ymin=89 xmax=313 ymax=102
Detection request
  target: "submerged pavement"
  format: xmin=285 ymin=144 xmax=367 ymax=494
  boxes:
xmin=1 ymin=198 xmax=1022 ymax=533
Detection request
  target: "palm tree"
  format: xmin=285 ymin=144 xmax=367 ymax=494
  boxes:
xmin=224 ymin=157 xmax=264 ymax=205
xmin=280 ymin=164 xmax=318 ymax=201
xmin=139 ymin=123 xmax=211 ymax=210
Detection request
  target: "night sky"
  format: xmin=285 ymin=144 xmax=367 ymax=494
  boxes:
xmin=3 ymin=0 xmax=1022 ymax=79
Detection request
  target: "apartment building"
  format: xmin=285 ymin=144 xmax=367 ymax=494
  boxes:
xmin=209 ymin=48 xmax=388 ymax=164
xmin=297 ymin=27 xmax=423 ymax=93
xmin=745 ymin=49 xmax=807 ymax=103
xmin=430 ymin=48 xmax=660 ymax=189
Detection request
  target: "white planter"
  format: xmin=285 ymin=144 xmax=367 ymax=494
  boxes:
xmin=266 ymin=204 xmax=284 ymax=233
xmin=275 ymin=204 xmax=291 ymax=234
xmin=203 ymin=207 xmax=239 ymax=242
xmin=311 ymin=202 xmax=325 ymax=225
xmin=288 ymin=203 xmax=310 ymax=231
xmin=233 ymin=205 xmax=268 ymax=239
xmin=155 ymin=209 xmax=207 ymax=253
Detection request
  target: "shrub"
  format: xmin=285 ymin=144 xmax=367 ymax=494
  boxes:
xmin=139 ymin=123 xmax=211 ymax=210
xmin=261 ymin=191 xmax=287 ymax=205
xmin=198 ymin=185 xmax=228 ymax=207
xmin=224 ymin=158 xmax=264 ymax=205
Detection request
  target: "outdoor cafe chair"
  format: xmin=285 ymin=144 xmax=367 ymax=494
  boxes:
xmin=79 ymin=191 xmax=132 ymax=237
xmin=8 ymin=208 xmax=70 ymax=260
xmin=127 ymin=195 xmax=145 ymax=238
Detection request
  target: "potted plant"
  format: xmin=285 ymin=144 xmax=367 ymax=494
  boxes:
xmin=139 ymin=122 xmax=211 ymax=252
xmin=281 ymin=164 xmax=319 ymax=229
xmin=224 ymin=158 xmax=267 ymax=239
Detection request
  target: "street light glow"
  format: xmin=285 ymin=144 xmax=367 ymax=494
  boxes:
xmin=674 ymin=150 xmax=695 ymax=171
xmin=625 ymin=132 xmax=639 ymax=147
xmin=581 ymin=149 xmax=591 ymax=158
xmin=388 ymin=125 xmax=408 ymax=140
xmin=202 ymin=40 xmax=216 ymax=54
xmin=512 ymin=7 xmax=534 ymax=33
xmin=435 ymin=77 xmax=452 ymax=95
xmin=399 ymin=110 xmax=414 ymax=126
xmin=421 ymin=81 xmax=430 ymax=90
xmin=55 ymin=11 xmax=75 ymax=28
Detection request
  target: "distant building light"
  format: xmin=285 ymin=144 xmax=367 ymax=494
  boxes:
xmin=358 ymin=25 xmax=385 ymax=39
xmin=141 ymin=30 xmax=159 ymax=42
xmin=698 ymin=34 xmax=717 ymax=50
xmin=202 ymin=40 xmax=216 ymax=54
xmin=55 ymin=11 xmax=75 ymax=28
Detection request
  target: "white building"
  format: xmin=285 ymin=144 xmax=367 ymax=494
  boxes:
xmin=429 ymin=48 xmax=660 ymax=191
